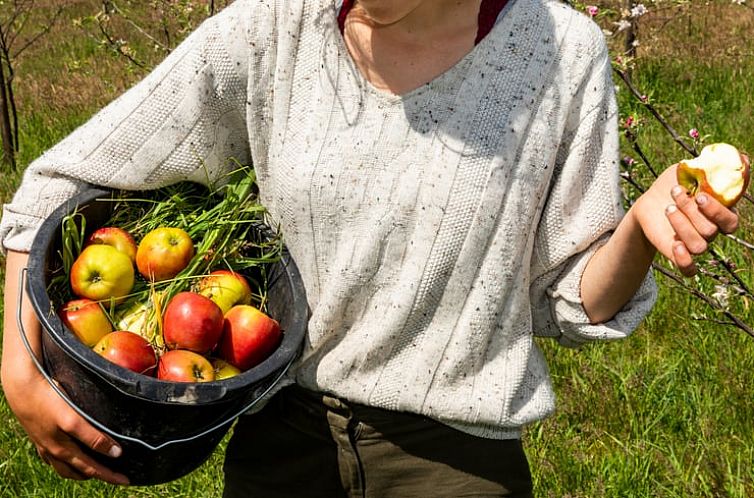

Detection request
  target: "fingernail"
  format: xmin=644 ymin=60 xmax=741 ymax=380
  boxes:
xmin=665 ymin=204 xmax=677 ymax=214
xmin=108 ymin=445 xmax=122 ymax=458
xmin=115 ymin=473 xmax=130 ymax=486
xmin=696 ymin=193 xmax=708 ymax=205
xmin=671 ymin=185 xmax=685 ymax=197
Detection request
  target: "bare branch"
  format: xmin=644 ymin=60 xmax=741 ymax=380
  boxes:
xmin=614 ymin=66 xmax=697 ymax=157
xmin=13 ymin=6 xmax=64 ymax=58
xmin=652 ymin=263 xmax=754 ymax=339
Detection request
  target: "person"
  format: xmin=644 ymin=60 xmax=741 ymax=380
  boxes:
xmin=0 ymin=0 xmax=740 ymax=496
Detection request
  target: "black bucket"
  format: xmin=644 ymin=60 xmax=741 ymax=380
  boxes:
xmin=21 ymin=188 xmax=308 ymax=485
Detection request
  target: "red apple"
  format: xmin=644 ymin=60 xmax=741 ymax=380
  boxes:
xmin=162 ymin=292 xmax=224 ymax=353
xmin=136 ymin=227 xmax=194 ymax=281
xmin=197 ymin=270 xmax=253 ymax=314
xmin=70 ymin=244 xmax=135 ymax=303
xmin=59 ymin=298 xmax=114 ymax=347
xmin=157 ymin=350 xmax=215 ymax=383
xmin=93 ymin=330 xmax=157 ymax=375
xmin=220 ymin=305 xmax=282 ymax=371
xmin=677 ymin=143 xmax=751 ymax=207
xmin=210 ymin=358 xmax=241 ymax=380
xmin=85 ymin=226 xmax=138 ymax=263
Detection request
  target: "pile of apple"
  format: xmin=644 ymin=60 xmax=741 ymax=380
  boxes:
xmin=59 ymin=225 xmax=282 ymax=383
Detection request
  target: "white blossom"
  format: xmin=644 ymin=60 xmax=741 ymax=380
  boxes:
xmin=712 ymin=285 xmax=731 ymax=309
xmin=630 ymin=3 xmax=648 ymax=17
xmin=614 ymin=19 xmax=632 ymax=32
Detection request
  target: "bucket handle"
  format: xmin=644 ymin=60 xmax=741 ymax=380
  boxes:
xmin=16 ymin=267 xmax=293 ymax=452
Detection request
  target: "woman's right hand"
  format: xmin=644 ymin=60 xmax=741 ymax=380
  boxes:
xmin=1 ymin=250 xmax=129 ymax=485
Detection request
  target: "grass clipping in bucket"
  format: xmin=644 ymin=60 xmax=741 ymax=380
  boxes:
xmin=49 ymin=167 xmax=286 ymax=382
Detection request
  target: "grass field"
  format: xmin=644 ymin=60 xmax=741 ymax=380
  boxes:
xmin=2 ymin=1 xmax=754 ymax=497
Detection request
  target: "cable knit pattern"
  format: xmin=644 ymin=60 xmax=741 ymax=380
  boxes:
xmin=1 ymin=0 xmax=657 ymax=438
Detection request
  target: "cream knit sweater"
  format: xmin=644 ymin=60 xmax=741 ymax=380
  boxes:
xmin=1 ymin=0 xmax=656 ymax=438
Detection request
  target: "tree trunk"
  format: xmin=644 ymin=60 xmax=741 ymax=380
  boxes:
xmin=0 ymin=60 xmax=15 ymax=170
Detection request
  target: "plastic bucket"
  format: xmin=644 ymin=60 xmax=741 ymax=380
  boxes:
xmin=21 ymin=188 xmax=308 ymax=485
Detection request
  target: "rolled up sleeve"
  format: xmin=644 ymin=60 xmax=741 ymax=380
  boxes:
xmin=529 ymin=42 xmax=657 ymax=347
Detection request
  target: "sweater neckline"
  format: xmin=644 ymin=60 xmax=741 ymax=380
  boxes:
xmin=337 ymin=0 xmax=511 ymax=46
xmin=331 ymin=0 xmax=520 ymax=102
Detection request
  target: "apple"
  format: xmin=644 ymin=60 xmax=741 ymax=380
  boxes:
xmin=85 ymin=226 xmax=138 ymax=263
xmin=196 ymin=270 xmax=253 ymax=314
xmin=114 ymin=297 xmax=165 ymax=349
xmin=59 ymin=298 xmax=113 ymax=347
xmin=136 ymin=227 xmax=195 ymax=281
xmin=219 ymin=305 xmax=282 ymax=371
xmin=70 ymin=244 xmax=135 ymax=303
xmin=677 ymin=143 xmax=751 ymax=207
xmin=157 ymin=350 xmax=215 ymax=383
xmin=162 ymin=292 xmax=224 ymax=353
xmin=210 ymin=358 xmax=241 ymax=380
xmin=93 ymin=330 xmax=157 ymax=375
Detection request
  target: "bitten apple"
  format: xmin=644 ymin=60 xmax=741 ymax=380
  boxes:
xmin=93 ymin=330 xmax=157 ymax=375
xmin=677 ymin=143 xmax=751 ymax=207
xmin=163 ymin=292 xmax=225 ymax=353
xmin=70 ymin=244 xmax=135 ymax=303
xmin=220 ymin=305 xmax=282 ymax=371
xmin=158 ymin=350 xmax=215 ymax=382
xmin=136 ymin=227 xmax=194 ymax=281
xmin=59 ymin=298 xmax=113 ymax=347
xmin=85 ymin=226 xmax=138 ymax=263
xmin=197 ymin=270 xmax=253 ymax=314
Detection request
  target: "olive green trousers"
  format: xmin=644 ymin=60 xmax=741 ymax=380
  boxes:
xmin=222 ymin=385 xmax=533 ymax=498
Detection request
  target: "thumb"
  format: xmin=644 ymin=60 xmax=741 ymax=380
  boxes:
xmin=671 ymin=240 xmax=697 ymax=277
xmin=76 ymin=423 xmax=122 ymax=458
xmin=59 ymin=409 xmax=122 ymax=458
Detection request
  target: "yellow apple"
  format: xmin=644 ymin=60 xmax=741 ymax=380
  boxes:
xmin=197 ymin=270 xmax=253 ymax=315
xmin=136 ymin=227 xmax=195 ymax=282
xmin=59 ymin=298 xmax=114 ymax=347
xmin=70 ymin=244 xmax=135 ymax=303
xmin=210 ymin=358 xmax=241 ymax=380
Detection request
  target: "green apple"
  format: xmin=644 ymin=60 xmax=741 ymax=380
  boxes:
xmin=70 ymin=244 xmax=135 ymax=303
xmin=197 ymin=270 xmax=253 ymax=314
xmin=114 ymin=297 xmax=165 ymax=350
xmin=210 ymin=358 xmax=241 ymax=380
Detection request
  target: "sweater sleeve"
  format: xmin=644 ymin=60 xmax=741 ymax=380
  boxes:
xmin=529 ymin=37 xmax=657 ymax=348
xmin=0 ymin=0 xmax=268 ymax=254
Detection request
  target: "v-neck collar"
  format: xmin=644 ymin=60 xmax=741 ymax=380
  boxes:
xmin=331 ymin=0 xmax=520 ymax=101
